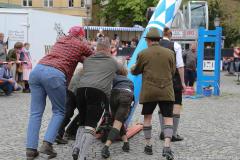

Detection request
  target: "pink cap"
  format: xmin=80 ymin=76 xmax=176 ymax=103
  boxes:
xmin=68 ymin=26 xmax=85 ymax=37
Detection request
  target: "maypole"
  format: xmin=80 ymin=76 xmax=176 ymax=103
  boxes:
xmin=126 ymin=0 xmax=183 ymax=126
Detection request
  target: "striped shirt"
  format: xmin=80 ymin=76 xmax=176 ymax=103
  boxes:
xmin=39 ymin=35 xmax=94 ymax=84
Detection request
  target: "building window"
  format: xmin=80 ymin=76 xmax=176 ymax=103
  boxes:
xmin=44 ymin=0 xmax=53 ymax=7
xmin=23 ymin=0 xmax=32 ymax=7
xmin=69 ymin=0 xmax=74 ymax=7
xmin=81 ymin=0 xmax=85 ymax=8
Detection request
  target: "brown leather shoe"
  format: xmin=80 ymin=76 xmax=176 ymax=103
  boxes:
xmin=39 ymin=141 xmax=57 ymax=159
xmin=55 ymin=135 xmax=68 ymax=145
xmin=26 ymin=148 xmax=39 ymax=160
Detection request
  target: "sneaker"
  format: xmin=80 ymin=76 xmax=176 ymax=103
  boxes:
xmin=159 ymin=132 xmax=164 ymax=140
xmin=162 ymin=147 xmax=174 ymax=160
xmin=101 ymin=146 xmax=110 ymax=159
xmin=122 ymin=142 xmax=130 ymax=152
xmin=144 ymin=145 xmax=153 ymax=155
xmin=26 ymin=148 xmax=39 ymax=160
xmin=55 ymin=135 xmax=68 ymax=144
xmin=72 ymin=148 xmax=80 ymax=160
xmin=172 ymin=135 xmax=184 ymax=142
xmin=39 ymin=141 xmax=57 ymax=159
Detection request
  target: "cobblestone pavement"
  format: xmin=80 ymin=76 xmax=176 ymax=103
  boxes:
xmin=0 ymin=73 xmax=240 ymax=160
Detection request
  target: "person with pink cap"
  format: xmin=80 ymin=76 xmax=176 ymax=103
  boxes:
xmin=26 ymin=26 xmax=94 ymax=160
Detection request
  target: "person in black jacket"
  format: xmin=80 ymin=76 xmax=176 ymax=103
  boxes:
xmin=101 ymin=66 xmax=134 ymax=159
xmin=158 ymin=27 xmax=186 ymax=142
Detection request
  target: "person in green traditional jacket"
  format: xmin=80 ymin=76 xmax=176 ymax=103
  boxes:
xmin=131 ymin=28 xmax=176 ymax=160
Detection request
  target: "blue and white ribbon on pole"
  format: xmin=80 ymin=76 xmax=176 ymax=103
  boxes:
xmin=126 ymin=0 xmax=182 ymax=126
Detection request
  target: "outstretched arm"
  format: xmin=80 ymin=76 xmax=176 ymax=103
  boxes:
xmin=131 ymin=53 xmax=145 ymax=75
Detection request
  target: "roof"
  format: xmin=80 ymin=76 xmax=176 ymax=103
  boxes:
xmin=83 ymin=26 xmax=145 ymax=32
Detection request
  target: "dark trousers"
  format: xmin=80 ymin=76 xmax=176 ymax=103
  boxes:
xmin=76 ymin=87 xmax=108 ymax=128
xmin=24 ymin=80 xmax=30 ymax=90
xmin=0 ymin=81 xmax=13 ymax=95
xmin=58 ymin=90 xmax=77 ymax=138
xmin=110 ymin=89 xmax=133 ymax=136
xmin=227 ymin=61 xmax=236 ymax=73
xmin=234 ymin=60 xmax=240 ymax=72
xmin=185 ymin=69 xmax=196 ymax=87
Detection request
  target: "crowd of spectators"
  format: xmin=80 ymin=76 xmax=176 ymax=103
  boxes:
xmin=2 ymin=28 xmax=238 ymax=96
xmin=222 ymin=47 xmax=240 ymax=74
xmin=0 ymin=32 xmax=32 ymax=96
xmin=89 ymin=30 xmax=139 ymax=57
xmin=1 ymin=29 xmax=138 ymax=96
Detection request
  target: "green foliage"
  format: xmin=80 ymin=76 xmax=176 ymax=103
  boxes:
xmin=208 ymin=0 xmax=222 ymax=30
xmin=96 ymin=0 xmax=158 ymax=26
xmin=207 ymin=0 xmax=240 ymax=47
xmin=95 ymin=0 xmax=240 ymax=46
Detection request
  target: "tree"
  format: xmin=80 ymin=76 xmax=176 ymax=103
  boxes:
xmin=95 ymin=0 xmax=158 ymax=26
xmin=208 ymin=0 xmax=222 ymax=30
xmin=220 ymin=0 xmax=240 ymax=47
xmin=206 ymin=0 xmax=240 ymax=47
xmin=95 ymin=0 xmax=240 ymax=46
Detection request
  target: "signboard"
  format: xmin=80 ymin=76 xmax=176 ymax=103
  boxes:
xmin=0 ymin=12 xmax=28 ymax=49
xmin=0 ymin=9 xmax=83 ymax=66
xmin=171 ymin=29 xmax=198 ymax=40
xmin=8 ymin=30 xmax=25 ymax=42
xmin=203 ymin=60 xmax=223 ymax=71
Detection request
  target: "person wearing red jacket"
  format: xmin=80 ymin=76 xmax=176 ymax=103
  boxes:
xmin=26 ymin=26 xmax=94 ymax=160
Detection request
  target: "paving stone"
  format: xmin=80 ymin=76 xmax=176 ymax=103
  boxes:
xmin=0 ymin=73 xmax=239 ymax=160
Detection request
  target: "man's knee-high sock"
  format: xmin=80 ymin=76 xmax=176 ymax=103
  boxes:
xmin=74 ymin=126 xmax=84 ymax=149
xmin=173 ymin=114 xmax=180 ymax=137
xmin=107 ymin=128 xmax=120 ymax=143
xmin=158 ymin=111 xmax=164 ymax=133
xmin=164 ymin=125 xmax=173 ymax=147
xmin=143 ymin=126 xmax=152 ymax=146
xmin=79 ymin=128 xmax=95 ymax=160
xmin=164 ymin=125 xmax=173 ymax=140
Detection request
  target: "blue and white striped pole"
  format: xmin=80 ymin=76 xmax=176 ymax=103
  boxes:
xmin=126 ymin=0 xmax=182 ymax=126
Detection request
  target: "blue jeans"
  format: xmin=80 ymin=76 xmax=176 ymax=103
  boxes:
xmin=0 ymin=81 xmax=13 ymax=95
xmin=235 ymin=61 xmax=240 ymax=72
xmin=26 ymin=64 xmax=66 ymax=149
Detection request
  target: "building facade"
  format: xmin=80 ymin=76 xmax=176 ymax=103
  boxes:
xmin=0 ymin=0 xmax=92 ymax=19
